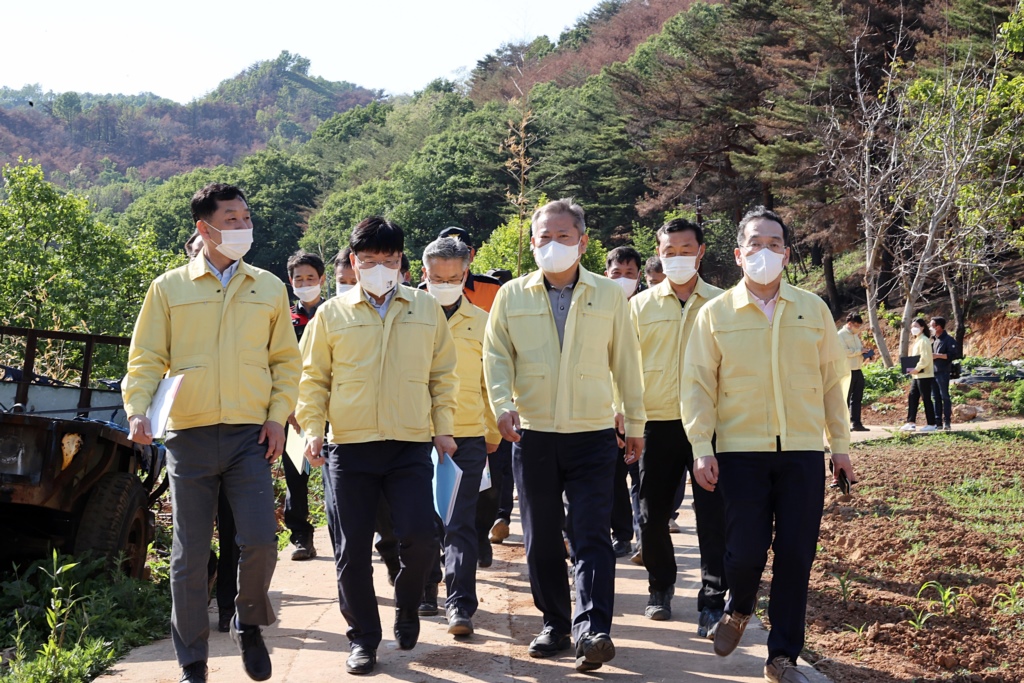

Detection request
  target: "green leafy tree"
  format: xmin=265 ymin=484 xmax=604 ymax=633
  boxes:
xmin=474 ymin=215 xmax=607 ymax=277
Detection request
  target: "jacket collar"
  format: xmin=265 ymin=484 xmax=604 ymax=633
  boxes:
xmin=187 ymin=254 xmax=254 ymax=282
xmin=731 ymin=279 xmax=797 ymax=309
xmin=340 ymin=282 xmax=415 ymax=307
xmin=652 ymin=276 xmax=716 ymax=301
xmin=524 ymin=265 xmax=595 ymax=291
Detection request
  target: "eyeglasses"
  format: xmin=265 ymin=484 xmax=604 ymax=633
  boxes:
xmin=738 ymin=241 xmax=786 ymax=253
xmin=354 ymin=255 xmax=402 ymax=270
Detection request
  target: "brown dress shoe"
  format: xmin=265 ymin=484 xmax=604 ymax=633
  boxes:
xmin=764 ymin=655 xmax=810 ymax=682
xmin=713 ymin=611 xmax=752 ymax=656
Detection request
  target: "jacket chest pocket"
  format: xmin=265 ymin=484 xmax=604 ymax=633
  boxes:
xmin=328 ymin=319 xmax=381 ymax=369
xmin=715 ymin=322 xmax=768 ymax=362
xmin=575 ymin=308 xmax=614 ymax=362
xmin=235 ymin=300 xmax=274 ymax=340
xmin=780 ymin=316 xmax=825 ymax=351
xmin=167 ymin=296 xmax=221 ymax=339
xmin=507 ymin=309 xmax=551 ymax=353
xmin=395 ymin=319 xmax=434 ymax=374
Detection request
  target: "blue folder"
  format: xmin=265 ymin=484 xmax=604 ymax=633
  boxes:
xmin=430 ymin=448 xmax=463 ymax=526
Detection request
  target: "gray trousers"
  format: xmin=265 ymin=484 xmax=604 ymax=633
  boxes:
xmin=165 ymin=424 xmax=278 ymax=666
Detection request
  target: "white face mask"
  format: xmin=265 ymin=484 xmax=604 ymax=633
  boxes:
xmin=204 ymin=221 xmax=253 ymax=261
xmin=742 ymin=248 xmax=786 ymax=286
xmin=292 ymin=285 xmax=322 ymax=303
xmin=428 ymin=282 xmax=464 ymax=307
xmin=335 ymin=284 xmax=355 ymax=296
xmin=358 ymin=264 xmax=400 ymax=298
xmin=613 ymin=277 xmax=638 ymax=298
xmin=534 ymin=239 xmax=581 ymax=274
xmin=911 ymin=326 xmax=922 ymax=337
xmin=661 ymin=255 xmax=699 ymax=285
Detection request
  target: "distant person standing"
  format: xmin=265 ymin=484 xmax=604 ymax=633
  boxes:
xmin=644 ymin=256 xmax=665 ymax=288
xmin=631 ymin=218 xmax=726 ymax=635
xmin=284 ymin=250 xmax=326 ymax=561
xmin=929 ymin=317 xmax=957 ymax=431
xmin=900 ymin=318 xmax=937 ymax=432
xmin=838 ymin=313 xmax=870 ymax=432
xmin=484 ymin=198 xmax=645 ymax=673
xmin=297 ymin=216 xmax=458 ymax=675
xmin=682 ymin=206 xmax=854 ymax=683
xmin=124 ymin=183 xmax=301 ymax=683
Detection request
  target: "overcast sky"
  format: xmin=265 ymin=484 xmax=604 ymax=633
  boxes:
xmin=3 ymin=0 xmax=601 ymax=103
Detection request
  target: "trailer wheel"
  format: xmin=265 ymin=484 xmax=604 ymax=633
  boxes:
xmin=74 ymin=473 xmax=150 ymax=578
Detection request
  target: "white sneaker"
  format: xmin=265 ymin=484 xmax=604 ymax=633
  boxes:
xmin=899 ymin=423 xmax=916 ymax=432
xmin=918 ymin=425 xmax=938 ymax=432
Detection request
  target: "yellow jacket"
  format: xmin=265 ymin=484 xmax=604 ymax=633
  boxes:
xmin=448 ymin=299 xmax=501 ymax=445
xmin=680 ymin=281 xmax=851 ymax=457
xmin=837 ymin=326 xmax=864 ymax=371
xmin=123 ymin=257 xmax=301 ymax=430
xmin=911 ymin=335 xmax=934 ymax=378
xmin=296 ymin=284 xmax=459 ymax=444
xmin=484 ymin=266 xmax=646 ymax=438
xmin=629 ymin=277 xmax=723 ymax=421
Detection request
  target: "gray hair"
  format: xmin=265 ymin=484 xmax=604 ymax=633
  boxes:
xmin=422 ymin=237 xmax=472 ymax=269
xmin=531 ymin=198 xmax=587 ymax=236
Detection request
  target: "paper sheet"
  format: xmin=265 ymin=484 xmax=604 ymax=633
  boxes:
xmin=146 ymin=375 xmax=183 ymax=439
xmin=430 ymin=447 xmax=463 ymax=526
xmin=285 ymin=425 xmax=310 ymax=475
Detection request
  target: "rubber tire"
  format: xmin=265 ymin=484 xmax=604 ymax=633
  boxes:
xmin=74 ymin=472 xmax=150 ymax=579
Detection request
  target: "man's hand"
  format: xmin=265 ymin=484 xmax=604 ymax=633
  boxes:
xmin=486 ymin=441 xmax=499 ymax=455
xmin=497 ymin=411 xmax=521 ymax=443
xmin=128 ymin=414 xmax=153 ymax=445
xmin=434 ymin=435 xmax=458 ymax=462
xmin=693 ymin=455 xmax=719 ymax=492
xmin=287 ymin=412 xmax=301 ymax=431
xmin=623 ymin=436 xmax=644 ymax=465
xmin=614 ymin=413 xmax=625 ymax=449
xmin=305 ymin=436 xmax=325 ymax=468
xmin=830 ymin=452 xmax=856 ymax=486
xmin=258 ymin=420 xmax=285 ymax=463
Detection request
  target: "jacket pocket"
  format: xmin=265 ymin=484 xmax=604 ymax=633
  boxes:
xmin=330 ymin=377 xmax=376 ymax=434
xmin=169 ymin=353 xmax=215 ymax=418
xmin=239 ymin=351 xmax=272 ymax=405
xmin=508 ymin=309 xmax=550 ymax=352
xmin=400 ymin=378 xmax=431 ymax=434
xmin=718 ymin=375 xmax=764 ymax=435
xmin=514 ymin=362 xmax=551 ymax=415
xmin=572 ymin=363 xmax=613 ymax=421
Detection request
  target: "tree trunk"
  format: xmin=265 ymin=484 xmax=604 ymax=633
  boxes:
xmin=810 ymin=243 xmax=824 ymax=267
xmin=865 ymin=270 xmax=894 ymax=368
xmin=822 ymin=250 xmax=840 ymax=316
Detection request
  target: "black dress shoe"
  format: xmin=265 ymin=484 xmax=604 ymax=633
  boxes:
xmin=218 ymin=609 xmax=234 ymax=633
xmin=575 ymin=632 xmax=616 ymax=672
xmin=180 ymin=661 xmax=208 ymax=683
xmin=478 ymin=543 xmax=493 ymax=568
xmin=230 ymin=618 xmax=272 ymax=681
xmin=346 ymin=645 xmax=376 ymax=675
xmin=644 ymin=587 xmax=672 ymax=621
xmin=446 ymin=605 xmax=474 ymax=636
xmin=528 ymin=626 xmax=571 ymax=658
xmin=418 ymin=582 xmax=439 ymax=616
xmin=394 ymin=607 xmax=420 ymax=650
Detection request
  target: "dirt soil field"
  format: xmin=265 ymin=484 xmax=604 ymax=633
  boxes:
xmin=794 ymin=428 xmax=1024 ymax=683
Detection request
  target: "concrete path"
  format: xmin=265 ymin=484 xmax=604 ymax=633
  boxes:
xmin=101 ymin=507 xmax=829 ymax=682
xmin=847 ymin=417 xmax=1023 ymax=444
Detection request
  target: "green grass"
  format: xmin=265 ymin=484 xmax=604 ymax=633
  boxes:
xmin=939 ymin=475 xmax=1024 ymax=540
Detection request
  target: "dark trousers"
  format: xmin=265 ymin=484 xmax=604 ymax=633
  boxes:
xmin=513 ymin=429 xmax=617 ymax=641
xmin=611 ymin=453 xmax=641 ymax=544
xmin=165 ymin=425 xmax=278 ymax=667
xmin=718 ymin=450 xmax=825 ymax=665
xmin=375 ymin=498 xmax=400 ymax=570
xmin=324 ymin=440 xmax=436 ymax=649
xmin=476 ymin=438 xmax=513 ymax=549
xmin=639 ymin=420 xmax=727 ymax=608
xmin=931 ymin=372 xmax=952 ymax=426
xmin=908 ymin=377 xmax=936 ymax=426
xmin=282 ymin=446 xmax=313 ymax=545
xmin=215 ymin=490 xmax=239 ymax=614
xmin=847 ymin=369 xmax=865 ymax=427
xmin=439 ymin=437 xmax=487 ymax=614
xmin=670 ymin=476 xmax=685 ymax=521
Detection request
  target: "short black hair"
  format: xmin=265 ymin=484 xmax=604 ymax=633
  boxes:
xmin=606 ymin=246 xmax=642 ymax=272
xmin=286 ymin=250 xmax=325 ymax=279
xmin=438 ymin=226 xmax=472 ymax=246
xmin=349 ymin=216 xmax=404 ymax=256
xmin=737 ymin=205 xmax=788 ymax=246
xmin=846 ymin=313 xmax=863 ymax=324
xmin=487 ymin=268 xmax=513 ymax=284
xmin=401 ymin=254 xmax=411 ymax=273
xmin=335 ymin=246 xmax=354 ymax=270
xmin=930 ymin=317 xmax=946 ymax=330
xmin=656 ymin=218 xmax=704 ymax=246
xmin=190 ymin=183 xmax=248 ymax=223
xmin=645 ymin=256 xmax=662 ymax=275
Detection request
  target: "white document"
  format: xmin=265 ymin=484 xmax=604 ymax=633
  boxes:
xmin=285 ymin=425 xmax=310 ymax=475
xmin=479 ymin=456 xmax=492 ymax=493
xmin=146 ymin=375 xmax=184 ymax=439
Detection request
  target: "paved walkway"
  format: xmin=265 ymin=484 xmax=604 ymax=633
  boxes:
xmin=847 ymin=417 xmax=1023 ymax=444
xmin=101 ymin=510 xmax=828 ymax=682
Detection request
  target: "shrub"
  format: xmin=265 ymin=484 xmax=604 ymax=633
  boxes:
xmin=1011 ymin=381 xmax=1024 ymax=415
xmin=863 ymin=363 xmax=909 ymax=404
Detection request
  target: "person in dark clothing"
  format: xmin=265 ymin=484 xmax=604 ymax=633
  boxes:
xmin=929 ymin=317 xmax=958 ymax=431
xmin=285 ymin=250 xmax=326 ymax=561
